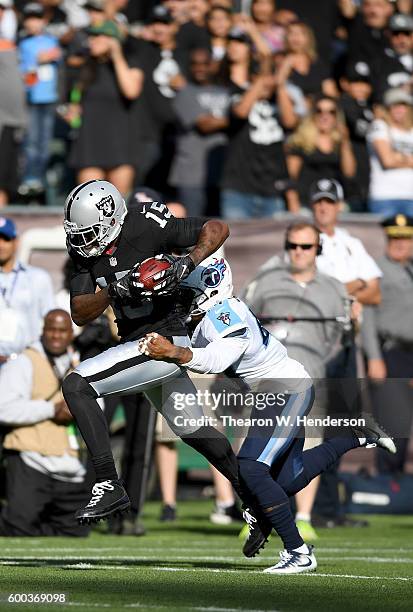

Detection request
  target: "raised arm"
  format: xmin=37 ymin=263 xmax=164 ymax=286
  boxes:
xmin=189 ymin=219 xmax=229 ymax=266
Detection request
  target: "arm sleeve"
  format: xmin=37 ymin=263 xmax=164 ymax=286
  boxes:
xmin=361 ymin=306 xmax=383 ymax=360
xmin=353 ymin=241 xmax=383 ymax=280
xmin=0 ymin=355 xmax=55 ymax=425
xmin=367 ymin=119 xmax=390 ymax=144
xmin=69 ymin=257 xmax=96 ymax=298
xmin=162 ymin=217 xmax=206 ymax=251
xmin=184 ymin=335 xmax=250 ymax=374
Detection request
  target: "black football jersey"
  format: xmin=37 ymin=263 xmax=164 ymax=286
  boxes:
xmin=69 ymin=201 xmax=204 ymax=341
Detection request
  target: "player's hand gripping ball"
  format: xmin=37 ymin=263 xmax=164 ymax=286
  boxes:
xmin=138 ymin=256 xmax=172 ymax=293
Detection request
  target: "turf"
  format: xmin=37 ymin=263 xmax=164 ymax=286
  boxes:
xmin=0 ymin=500 xmax=412 ymax=612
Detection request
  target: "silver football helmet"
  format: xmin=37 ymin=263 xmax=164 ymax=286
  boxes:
xmin=181 ymin=254 xmax=233 ymax=316
xmin=63 ymin=180 xmax=127 ymax=257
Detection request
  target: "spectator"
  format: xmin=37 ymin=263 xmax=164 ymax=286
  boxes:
xmin=0 ymin=33 xmax=26 ymax=207
xmin=311 ymin=178 xmax=382 ymax=305
xmin=0 ymin=309 xmax=90 ymax=537
xmin=0 ymin=217 xmax=55 ymax=363
xmin=163 ymin=0 xmax=210 ymax=72
xmin=68 ymin=20 xmax=143 ymax=195
xmin=243 ymin=221 xmax=350 ymax=542
xmin=207 ymin=4 xmax=233 ymax=64
xmin=310 ymin=178 xmax=382 ymax=527
xmin=0 ymin=0 xmax=17 ymax=42
xmin=278 ymin=21 xmax=336 ymax=99
xmin=250 ymin=0 xmax=285 ymax=54
xmin=220 ymin=28 xmax=302 ymax=219
xmin=370 ymin=13 xmax=413 ymax=103
xmin=367 ymin=88 xmax=413 ymax=216
xmin=344 ymin=0 xmax=394 ymax=65
xmin=277 ymin=0 xmax=339 ymax=60
xmin=340 ymin=61 xmax=374 ymax=211
xmin=169 ymin=47 xmax=230 ymax=216
xmin=361 ymin=214 xmax=413 ymax=474
xmin=286 ymin=96 xmax=356 ymax=212
xmin=18 ymin=2 xmax=62 ymax=198
xmin=132 ymin=5 xmax=186 ymax=187
xmin=40 ymin=0 xmax=72 ymax=45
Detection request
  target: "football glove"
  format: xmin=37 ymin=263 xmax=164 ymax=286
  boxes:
xmin=150 ymin=254 xmax=195 ymax=296
xmin=107 ymin=264 xmax=143 ymax=300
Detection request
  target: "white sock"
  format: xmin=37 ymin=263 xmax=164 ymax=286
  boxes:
xmin=217 ymin=500 xmax=234 ymax=510
xmin=293 ymin=543 xmax=310 ymax=555
xmin=296 ymin=512 xmax=311 ymax=522
xmin=358 ymin=437 xmax=366 ymax=446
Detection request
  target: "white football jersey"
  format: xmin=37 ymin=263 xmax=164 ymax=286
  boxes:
xmin=190 ymin=297 xmax=309 ymax=384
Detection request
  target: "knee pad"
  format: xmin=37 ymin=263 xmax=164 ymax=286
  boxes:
xmin=62 ymin=372 xmax=97 ymax=402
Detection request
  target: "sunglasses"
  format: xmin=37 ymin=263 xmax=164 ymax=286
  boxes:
xmin=315 ymin=107 xmax=336 ymax=115
xmin=285 ymin=241 xmax=317 ymax=251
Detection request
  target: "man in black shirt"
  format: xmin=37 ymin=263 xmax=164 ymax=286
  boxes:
xmin=370 ymin=13 xmax=413 ymax=102
xmin=61 ymin=180 xmax=267 ymax=554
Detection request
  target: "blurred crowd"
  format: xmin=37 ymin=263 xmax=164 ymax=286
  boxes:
xmin=2 ymin=0 xmax=413 ymax=216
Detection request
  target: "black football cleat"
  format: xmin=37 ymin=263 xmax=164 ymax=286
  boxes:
xmin=353 ymin=413 xmax=397 ymax=455
xmin=75 ymin=480 xmax=131 ymax=525
xmin=242 ymin=507 xmax=273 ymax=558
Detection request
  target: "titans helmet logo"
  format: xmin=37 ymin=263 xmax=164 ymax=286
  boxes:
xmin=201 ymin=258 xmax=227 ymax=288
xmin=96 ymin=195 xmax=115 ymax=217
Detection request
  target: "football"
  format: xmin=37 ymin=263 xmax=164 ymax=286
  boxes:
xmin=138 ymin=257 xmax=171 ymax=291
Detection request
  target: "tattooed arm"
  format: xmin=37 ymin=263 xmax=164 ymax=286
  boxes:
xmin=189 ymin=220 xmax=229 ymax=266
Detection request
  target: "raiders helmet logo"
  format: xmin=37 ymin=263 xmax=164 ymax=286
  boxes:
xmin=96 ymin=195 xmax=115 ymax=217
xmin=217 ymin=312 xmax=231 ymax=326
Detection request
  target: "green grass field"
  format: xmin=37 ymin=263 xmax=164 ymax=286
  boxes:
xmin=0 ymin=500 xmax=412 ymax=612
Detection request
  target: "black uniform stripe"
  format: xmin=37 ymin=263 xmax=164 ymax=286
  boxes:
xmin=85 ymin=353 xmax=150 ymax=384
xmin=66 ymin=180 xmax=98 ymax=221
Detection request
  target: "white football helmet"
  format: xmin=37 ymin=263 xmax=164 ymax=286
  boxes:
xmin=181 ymin=254 xmax=233 ymax=316
xmin=63 ymin=180 xmax=127 ymax=257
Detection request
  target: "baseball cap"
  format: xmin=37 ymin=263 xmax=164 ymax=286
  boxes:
xmin=345 ymin=61 xmax=371 ymax=83
xmin=381 ymin=214 xmax=413 ymax=238
xmin=227 ymin=26 xmax=252 ymax=46
xmin=0 ymin=217 xmax=17 ymax=240
xmin=0 ymin=0 xmax=13 ymax=9
xmin=23 ymin=2 xmax=45 ymax=18
xmin=389 ymin=13 xmax=413 ymax=32
xmin=309 ymin=178 xmax=343 ymax=205
xmin=148 ymin=5 xmax=173 ymax=25
xmin=84 ymin=0 xmax=105 ymax=11
xmin=87 ymin=20 xmax=122 ymax=40
xmin=383 ymin=87 xmax=413 ymax=107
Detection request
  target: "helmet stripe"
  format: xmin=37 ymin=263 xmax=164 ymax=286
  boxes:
xmin=66 ymin=180 xmax=98 ymax=221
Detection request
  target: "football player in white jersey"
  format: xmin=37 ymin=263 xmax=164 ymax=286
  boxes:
xmin=141 ymin=255 xmax=396 ymax=575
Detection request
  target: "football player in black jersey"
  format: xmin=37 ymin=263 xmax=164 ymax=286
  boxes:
xmin=61 ymin=180 xmax=268 ymax=555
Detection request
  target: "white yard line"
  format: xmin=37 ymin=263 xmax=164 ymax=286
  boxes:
xmin=66 ymin=602 xmax=274 ymax=612
xmin=1 ymin=559 xmax=412 ymax=582
xmin=0 ymin=554 xmax=412 ymax=564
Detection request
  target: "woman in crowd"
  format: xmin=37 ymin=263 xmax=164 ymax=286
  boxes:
xmin=69 ymin=24 xmax=143 ymax=195
xmin=278 ymin=21 xmax=336 ymax=100
xmin=367 ymin=88 xmax=413 ymax=216
xmin=250 ymin=0 xmax=285 ymax=54
xmin=207 ymin=4 xmax=233 ymax=64
xmin=286 ymin=95 xmax=356 ymax=211
xmin=220 ymin=29 xmax=301 ymax=219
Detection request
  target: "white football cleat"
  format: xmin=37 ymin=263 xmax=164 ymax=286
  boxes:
xmin=263 ymin=545 xmax=317 ymax=575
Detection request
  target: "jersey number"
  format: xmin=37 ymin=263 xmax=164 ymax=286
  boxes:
xmin=142 ymin=201 xmax=172 ymax=228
